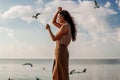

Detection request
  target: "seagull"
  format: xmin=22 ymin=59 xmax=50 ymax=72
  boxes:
xmin=74 ymin=68 xmax=87 ymax=74
xmin=22 ymin=63 xmax=33 ymax=67
xmin=69 ymin=69 xmax=76 ymax=75
xmin=82 ymin=68 xmax=87 ymax=73
xmin=32 ymin=12 xmax=41 ymax=19
xmin=36 ymin=77 xmax=40 ymax=80
xmin=42 ymin=67 xmax=46 ymax=71
xmin=69 ymin=68 xmax=87 ymax=75
xmin=94 ymin=0 xmax=100 ymax=8
xmin=8 ymin=77 xmax=10 ymax=80
xmin=8 ymin=77 xmax=14 ymax=80
xmin=76 ymin=68 xmax=87 ymax=73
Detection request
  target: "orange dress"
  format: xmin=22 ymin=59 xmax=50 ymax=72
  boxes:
xmin=52 ymin=22 xmax=71 ymax=80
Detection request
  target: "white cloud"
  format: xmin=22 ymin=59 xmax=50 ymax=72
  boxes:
xmin=36 ymin=0 xmax=78 ymax=25
xmin=104 ymin=1 xmax=111 ymax=8
xmin=0 ymin=27 xmax=14 ymax=38
xmin=71 ymin=1 xmax=117 ymax=34
xmin=118 ymin=1 xmax=120 ymax=9
xmin=1 ymin=5 xmax=35 ymax=23
xmin=0 ymin=0 xmax=119 ymax=59
xmin=0 ymin=10 xmax=2 ymax=19
xmin=36 ymin=0 xmax=43 ymax=5
xmin=0 ymin=40 xmax=54 ymax=59
xmin=69 ymin=31 xmax=120 ymax=59
xmin=115 ymin=27 xmax=120 ymax=42
xmin=39 ymin=0 xmax=119 ymax=59
xmin=0 ymin=26 xmax=54 ymax=59
xmin=35 ymin=0 xmax=45 ymax=11
xmin=116 ymin=0 xmax=120 ymax=10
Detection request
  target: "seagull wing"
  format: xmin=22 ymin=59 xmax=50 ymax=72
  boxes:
xmin=23 ymin=63 xmax=33 ymax=67
xmin=82 ymin=68 xmax=86 ymax=72
xmin=94 ymin=0 xmax=98 ymax=6
xmin=70 ymin=69 xmax=75 ymax=74
xmin=36 ymin=13 xmax=41 ymax=17
xmin=30 ymin=63 xmax=33 ymax=67
xmin=94 ymin=0 xmax=100 ymax=8
xmin=32 ymin=15 xmax=35 ymax=18
xmin=23 ymin=63 xmax=28 ymax=65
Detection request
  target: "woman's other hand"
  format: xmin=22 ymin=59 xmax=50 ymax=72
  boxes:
xmin=46 ymin=24 xmax=50 ymax=30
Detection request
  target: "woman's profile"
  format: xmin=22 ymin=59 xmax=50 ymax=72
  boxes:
xmin=46 ymin=7 xmax=77 ymax=80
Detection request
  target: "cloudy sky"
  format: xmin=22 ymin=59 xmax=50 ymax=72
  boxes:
xmin=0 ymin=0 xmax=120 ymax=59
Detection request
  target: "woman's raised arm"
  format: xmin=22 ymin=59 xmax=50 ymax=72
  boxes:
xmin=52 ymin=7 xmax=62 ymax=28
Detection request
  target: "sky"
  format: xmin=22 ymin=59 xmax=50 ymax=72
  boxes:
xmin=0 ymin=0 xmax=120 ymax=59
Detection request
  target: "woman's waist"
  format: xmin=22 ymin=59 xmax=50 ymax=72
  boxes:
xmin=56 ymin=43 xmax=68 ymax=47
xmin=56 ymin=40 xmax=70 ymax=46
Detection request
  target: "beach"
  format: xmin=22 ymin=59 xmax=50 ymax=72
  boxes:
xmin=0 ymin=59 xmax=120 ymax=80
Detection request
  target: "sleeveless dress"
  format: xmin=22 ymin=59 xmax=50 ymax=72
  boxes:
xmin=52 ymin=22 xmax=71 ymax=80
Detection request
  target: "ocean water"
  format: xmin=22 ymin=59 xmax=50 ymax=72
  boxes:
xmin=0 ymin=59 xmax=120 ymax=80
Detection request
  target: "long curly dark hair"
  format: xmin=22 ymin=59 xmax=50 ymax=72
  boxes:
xmin=59 ymin=10 xmax=77 ymax=41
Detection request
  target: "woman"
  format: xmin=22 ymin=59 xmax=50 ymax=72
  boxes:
xmin=46 ymin=7 xmax=77 ymax=80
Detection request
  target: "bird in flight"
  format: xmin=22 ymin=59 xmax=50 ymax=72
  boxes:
xmin=42 ymin=67 xmax=46 ymax=71
xmin=69 ymin=68 xmax=87 ymax=75
xmin=22 ymin=63 xmax=33 ymax=67
xmin=77 ymin=68 xmax=87 ymax=73
xmin=94 ymin=0 xmax=100 ymax=8
xmin=32 ymin=12 xmax=41 ymax=19
xmin=8 ymin=77 xmax=14 ymax=80
xmin=69 ymin=69 xmax=76 ymax=75
xmin=82 ymin=68 xmax=87 ymax=73
xmin=36 ymin=77 xmax=40 ymax=80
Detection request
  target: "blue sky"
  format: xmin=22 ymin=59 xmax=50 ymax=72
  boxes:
xmin=0 ymin=0 xmax=120 ymax=59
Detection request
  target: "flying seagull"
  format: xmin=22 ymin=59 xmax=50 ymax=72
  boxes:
xmin=69 ymin=69 xmax=76 ymax=75
xmin=22 ymin=63 xmax=33 ymax=67
xmin=69 ymin=68 xmax=87 ymax=75
xmin=42 ymin=67 xmax=46 ymax=71
xmin=8 ymin=77 xmax=14 ymax=80
xmin=32 ymin=12 xmax=41 ymax=19
xmin=76 ymin=68 xmax=87 ymax=74
xmin=36 ymin=77 xmax=40 ymax=80
xmin=94 ymin=0 xmax=100 ymax=8
xmin=82 ymin=68 xmax=87 ymax=73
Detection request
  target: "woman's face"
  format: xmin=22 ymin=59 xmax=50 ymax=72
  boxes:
xmin=57 ymin=14 xmax=65 ymax=24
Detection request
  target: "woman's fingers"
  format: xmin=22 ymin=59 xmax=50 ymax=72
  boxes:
xmin=46 ymin=24 xmax=50 ymax=30
xmin=58 ymin=7 xmax=62 ymax=12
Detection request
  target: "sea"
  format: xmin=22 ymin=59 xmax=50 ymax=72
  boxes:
xmin=0 ymin=59 xmax=120 ymax=80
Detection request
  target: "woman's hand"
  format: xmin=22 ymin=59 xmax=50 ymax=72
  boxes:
xmin=46 ymin=24 xmax=55 ymax=41
xmin=46 ymin=24 xmax=50 ymax=30
xmin=58 ymin=7 xmax=62 ymax=12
